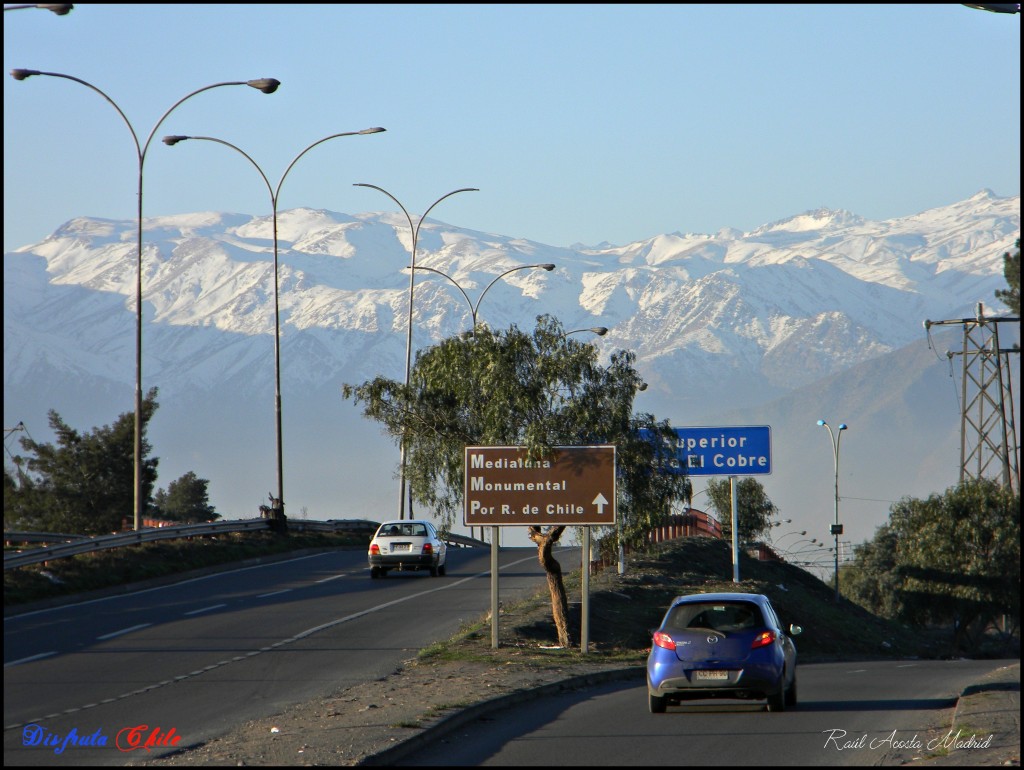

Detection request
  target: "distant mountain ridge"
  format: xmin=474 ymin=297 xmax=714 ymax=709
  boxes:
xmin=4 ymin=190 xmax=1019 ymax=548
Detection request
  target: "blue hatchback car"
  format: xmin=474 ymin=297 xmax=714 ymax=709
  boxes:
xmin=646 ymin=592 xmax=801 ymax=713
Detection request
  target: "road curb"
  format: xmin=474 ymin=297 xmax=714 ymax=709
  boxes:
xmin=918 ymin=661 xmax=1021 ymax=766
xmin=357 ymin=666 xmax=645 ymax=766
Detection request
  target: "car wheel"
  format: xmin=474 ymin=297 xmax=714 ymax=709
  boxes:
xmin=767 ymin=677 xmax=787 ymax=712
xmin=370 ymin=566 xmax=380 ymax=579
xmin=430 ymin=565 xmax=438 ymax=577
xmin=438 ymin=563 xmax=446 ymax=576
xmin=785 ymin=671 xmax=797 ymax=708
xmin=649 ymin=692 xmax=667 ymax=714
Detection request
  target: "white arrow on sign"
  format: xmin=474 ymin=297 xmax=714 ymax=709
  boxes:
xmin=592 ymin=493 xmax=609 ymax=513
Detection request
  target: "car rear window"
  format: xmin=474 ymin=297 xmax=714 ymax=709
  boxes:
xmin=379 ymin=524 xmax=427 ymax=537
xmin=665 ymin=602 xmax=764 ymax=633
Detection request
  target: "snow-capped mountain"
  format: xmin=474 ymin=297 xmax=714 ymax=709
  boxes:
xmin=3 ymin=190 xmax=1019 ymax=552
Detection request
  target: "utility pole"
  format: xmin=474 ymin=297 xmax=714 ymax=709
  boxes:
xmin=924 ymin=303 xmax=1020 ymax=493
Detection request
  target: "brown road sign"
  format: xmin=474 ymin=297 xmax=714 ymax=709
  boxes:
xmin=464 ymin=445 xmax=616 ymax=526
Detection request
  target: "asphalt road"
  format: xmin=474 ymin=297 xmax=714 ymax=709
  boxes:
xmin=4 ymin=546 xmax=571 ymax=767
xmin=396 ymin=659 xmax=1015 ymax=766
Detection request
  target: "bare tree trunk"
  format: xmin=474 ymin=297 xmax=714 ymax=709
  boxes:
xmin=528 ymin=525 xmax=571 ymax=647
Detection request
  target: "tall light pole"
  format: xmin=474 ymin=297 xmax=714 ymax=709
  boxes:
xmin=817 ymin=418 xmax=848 ymax=601
xmin=410 ymin=263 xmax=556 ymax=332
xmin=352 ymin=184 xmax=479 ymax=520
xmin=11 ymin=69 xmax=280 ymax=531
xmin=163 ymin=128 xmax=385 ymax=522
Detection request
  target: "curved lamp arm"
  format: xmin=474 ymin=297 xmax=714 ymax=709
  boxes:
xmin=407 ymin=265 xmax=475 ymax=321
xmin=164 ymin=127 xmax=384 ymax=206
xmin=475 ymin=263 xmax=555 ymax=323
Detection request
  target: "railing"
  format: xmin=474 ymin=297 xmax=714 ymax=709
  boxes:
xmin=3 ymin=531 xmax=89 ymax=545
xmin=3 ymin=518 xmax=487 ymax=571
xmin=3 ymin=518 xmax=374 ymax=571
xmin=645 ymin=510 xmax=723 ymax=542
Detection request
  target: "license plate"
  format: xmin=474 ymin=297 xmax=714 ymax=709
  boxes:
xmin=390 ymin=543 xmax=411 ymax=552
xmin=695 ymin=670 xmax=729 ymax=680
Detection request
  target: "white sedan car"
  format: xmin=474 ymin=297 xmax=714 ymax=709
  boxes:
xmin=368 ymin=520 xmax=447 ymax=578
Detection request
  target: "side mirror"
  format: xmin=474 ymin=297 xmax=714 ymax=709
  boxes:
xmin=789 ymin=624 xmax=803 ymax=636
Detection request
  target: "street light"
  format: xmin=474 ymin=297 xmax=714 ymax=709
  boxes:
xmin=817 ymin=418 xmax=848 ymax=601
xmin=163 ymin=127 xmax=385 ymax=522
xmin=353 ymin=184 xmax=479 ymax=520
xmin=564 ymin=327 xmax=608 ymax=338
xmin=786 ymin=538 xmax=818 ymax=552
xmin=4 ymin=4 xmax=73 ymax=13
xmin=410 ymin=263 xmax=556 ymax=332
xmin=772 ymin=529 xmax=807 ymax=550
xmin=11 ymin=69 xmax=280 ymax=531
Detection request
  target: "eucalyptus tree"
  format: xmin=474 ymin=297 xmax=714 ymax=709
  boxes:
xmin=705 ymin=476 xmax=779 ymax=543
xmin=5 ymin=389 xmax=159 ymax=534
xmin=343 ymin=314 xmax=689 ymax=646
xmin=995 ymin=238 xmax=1019 ymax=315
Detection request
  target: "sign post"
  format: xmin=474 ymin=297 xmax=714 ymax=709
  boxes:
xmin=653 ymin=427 xmax=772 ymax=583
xmin=464 ymin=445 xmax=616 ymax=651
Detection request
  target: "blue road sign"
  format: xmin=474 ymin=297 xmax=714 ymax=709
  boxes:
xmin=661 ymin=426 xmax=772 ymax=476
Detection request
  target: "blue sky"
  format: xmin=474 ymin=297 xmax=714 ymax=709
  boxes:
xmin=3 ymin=4 xmax=1020 ymax=255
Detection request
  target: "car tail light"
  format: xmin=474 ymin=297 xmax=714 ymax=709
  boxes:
xmin=751 ymin=630 xmax=775 ymax=649
xmin=652 ymin=630 xmax=676 ymax=650
xmin=422 ymin=543 xmax=433 ymax=554
xmin=370 ymin=544 xmax=380 ymax=555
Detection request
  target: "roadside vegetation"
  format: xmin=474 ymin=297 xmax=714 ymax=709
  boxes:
xmin=5 ymin=388 xmax=219 ymax=534
xmin=427 ymin=535 xmax=951 ymax=669
xmin=840 ymin=478 xmax=1019 ymax=657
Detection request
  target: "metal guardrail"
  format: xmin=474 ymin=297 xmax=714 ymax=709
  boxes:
xmin=289 ymin=519 xmax=485 ymax=547
xmin=441 ymin=532 xmax=489 ymax=548
xmin=4 ymin=518 xmax=374 ymax=571
xmin=3 ymin=519 xmax=271 ymax=570
xmin=3 ymin=518 xmax=486 ymax=571
xmin=3 ymin=531 xmax=89 ymax=545
xmin=286 ymin=519 xmax=380 ymax=536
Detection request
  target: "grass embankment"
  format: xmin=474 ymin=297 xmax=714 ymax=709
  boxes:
xmin=4 ymin=531 xmax=363 ymax=607
xmin=427 ymin=536 xmax=941 ymax=666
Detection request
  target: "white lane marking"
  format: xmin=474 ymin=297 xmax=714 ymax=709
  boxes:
xmin=6 ymin=551 xmax=543 ymax=729
xmin=256 ymin=589 xmax=292 ymax=598
xmin=316 ymin=574 xmax=347 ymax=583
xmin=4 ymin=551 xmax=340 ymax=621
xmin=97 ymin=623 xmax=152 ymax=640
xmin=4 ymin=651 xmax=57 ymax=667
xmin=184 ymin=603 xmax=228 ymax=616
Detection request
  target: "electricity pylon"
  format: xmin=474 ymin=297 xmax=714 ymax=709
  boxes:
xmin=925 ymin=303 xmax=1020 ymax=493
